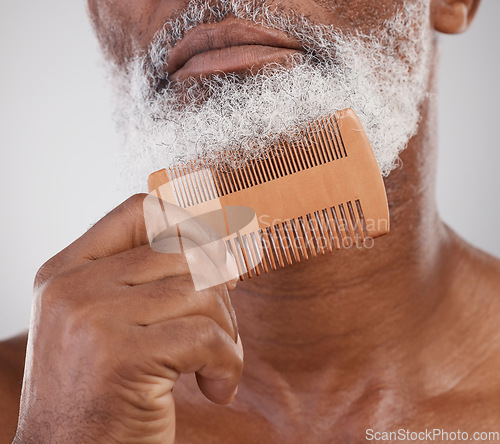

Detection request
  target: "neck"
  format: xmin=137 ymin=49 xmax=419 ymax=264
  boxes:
xmin=229 ymin=67 xmax=469 ymax=414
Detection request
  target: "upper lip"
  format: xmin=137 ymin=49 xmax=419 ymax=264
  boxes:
xmin=166 ymin=19 xmax=304 ymax=77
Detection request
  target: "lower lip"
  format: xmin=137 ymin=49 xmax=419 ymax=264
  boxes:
xmin=170 ymin=45 xmax=302 ymax=81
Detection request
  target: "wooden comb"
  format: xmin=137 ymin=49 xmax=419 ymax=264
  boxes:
xmin=147 ymin=108 xmax=389 ymax=280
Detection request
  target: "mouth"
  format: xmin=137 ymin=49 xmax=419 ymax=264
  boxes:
xmin=166 ymin=19 xmax=304 ymax=81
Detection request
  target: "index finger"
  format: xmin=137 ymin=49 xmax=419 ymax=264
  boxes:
xmin=36 ymin=194 xmax=151 ymax=285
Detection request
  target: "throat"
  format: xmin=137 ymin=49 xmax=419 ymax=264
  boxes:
xmin=228 ymin=130 xmax=451 ymax=399
xmin=232 ymin=218 xmax=448 ymax=369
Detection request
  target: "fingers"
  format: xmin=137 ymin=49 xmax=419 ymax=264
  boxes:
xmin=36 ymin=193 xmax=239 ymax=289
xmin=88 ymin=234 xmax=237 ymax=291
xmin=35 ymin=194 xmax=151 ymax=286
xmin=119 ymin=275 xmax=238 ymax=342
xmin=99 ymin=246 xmax=191 ymax=286
xmin=135 ymin=316 xmax=244 ymax=404
xmin=50 ymin=256 xmax=239 ymax=344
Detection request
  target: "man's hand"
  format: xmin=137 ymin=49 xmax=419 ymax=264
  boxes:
xmin=14 ymin=194 xmax=243 ymax=444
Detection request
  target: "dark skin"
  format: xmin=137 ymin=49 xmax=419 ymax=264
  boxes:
xmin=2 ymin=0 xmax=500 ymax=442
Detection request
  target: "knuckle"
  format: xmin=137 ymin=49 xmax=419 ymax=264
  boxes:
xmin=214 ymin=284 xmax=238 ymax=325
xmin=195 ymin=317 xmax=243 ymax=377
xmin=194 ymin=316 xmax=238 ymax=361
xmin=124 ymin=193 xmax=148 ymax=215
xmin=35 ymin=269 xmax=95 ymax=324
xmin=189 ymin=286 xmax=237 ymax=339
xmin=208 ymin=285 xmax=233 ymax=314
xmin=116 ymin=193 xmax=149 ymax=227
xmin=34 ymin=257 xmax=61 ymax=288
xmin=195 ymin=316 xmax=224 ymax=347
xmin=32 ymin=276 xmax=94 ymax=340
xmin=189 ymin=285 xmax=227 ymax=314
xmin=104 ymin=193 xmax=150 ymax=247
xmin=37 ymin=272 xmax=70 ymax=307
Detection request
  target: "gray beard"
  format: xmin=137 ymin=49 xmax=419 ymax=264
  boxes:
xmin=110 ymin=0 xmax=433 ymax=193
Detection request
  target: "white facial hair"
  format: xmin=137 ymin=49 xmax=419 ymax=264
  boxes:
xmin=110 ymin=0 xmax=433 ymax=193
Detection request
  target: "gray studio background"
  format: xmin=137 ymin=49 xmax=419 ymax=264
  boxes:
xmin=1 ymin=2 xmax=499 ymax=339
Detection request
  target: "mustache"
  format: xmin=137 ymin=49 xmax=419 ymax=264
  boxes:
xmin=144 ymin=0 xmax=342 ymax=81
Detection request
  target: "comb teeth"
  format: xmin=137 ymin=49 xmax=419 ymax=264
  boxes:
xmin=224 ymin=199 xmax=369 ymax=279
xmin=165 ymin=114 xmax=348 ymax=205
xmin=147 ymin=109 xmax=390 ymax=282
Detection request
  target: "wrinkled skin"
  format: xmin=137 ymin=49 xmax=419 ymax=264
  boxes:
xmin=3 ymin=0 xmax=500 ymax=443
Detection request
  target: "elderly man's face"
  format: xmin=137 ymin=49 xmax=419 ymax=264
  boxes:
xmin=87 ymin=0 xmax=433 ymax=192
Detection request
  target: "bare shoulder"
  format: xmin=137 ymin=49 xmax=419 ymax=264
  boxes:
xmin=440 ymin=238 xmax=500 ymax=423
xmin=0 ymin=332 xmax=28 ymax=443
xmin=451 ymin=232 xmax=500 ymax=309
xmin=459 ymin=240 xmax=500 ymax=385
xmin=475 ymin=248 xmax=500 ymax=289
xmin=461 ymin=234 xmax=500 ymax=288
